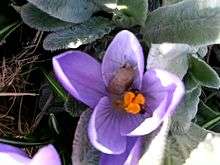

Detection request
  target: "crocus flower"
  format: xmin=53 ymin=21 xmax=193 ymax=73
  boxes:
xmin=53 ymin=30 xmax=184 ymax=164
xmin=0 ymin=143 xmax=61 ymax=165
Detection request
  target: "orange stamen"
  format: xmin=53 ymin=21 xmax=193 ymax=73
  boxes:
xmin=134 ymin=93 xmax=145 ymax=105
xmin=123 ymin=91 xmax=135 ymax=107
xmin=123 ymin=91 xmax=145 ymax=114
xmin=125 ymin=103 xmax=141 ymax=114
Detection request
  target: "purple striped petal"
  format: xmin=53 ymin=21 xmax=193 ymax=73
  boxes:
xmin=53 ymin=51 xmax=107 ymax=108
xmin=122 ymin=69 xmax=184 ymax=136
xmin=99 ymin=137 xmax=143 ymax=165
xmin=30 ymin=145 xmax=61 ymax=165
xmin=88 ymin=97 xmax=126 ymax=154
xmin=102 ymin=30 xmax=144 ymax=90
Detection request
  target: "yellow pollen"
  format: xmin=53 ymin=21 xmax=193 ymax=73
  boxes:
xmin=123 ymin=91 xmax=145 ymax=114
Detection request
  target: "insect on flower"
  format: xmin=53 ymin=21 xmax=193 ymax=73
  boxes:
xmin=107 ymin=63 xmax=135 ymax=95
xmin=53 ymin=30 xmax=185 ymax=165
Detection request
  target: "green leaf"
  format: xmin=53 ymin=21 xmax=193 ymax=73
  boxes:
xmin=63 ymin=100 xmax=86 ymax=117
xmin=198 ymin=101 xmax=220 ymax=120
xmin=72 ymin=110 xmax=99 ymax=165
xmin=196 ymin=46 xmax=208 ymax=58
xmin=93 ymin=0 xmax=117 ymax=11
xmin=113 ymin=0 xmax=148 ymax=26
xmin=163 ymin=124 xmax=210 ymax=165
xmin=189 ymin=55 xmax=220 ymax=89
xmin=43 ymin=71 xmax=69 ymax=102
xmin=27 ymin=0 xmax=98 ymax=23
xmin=0 ymin=22 xmax=21 ymax=45
xmin=0 ymin=137 xmax=53 ymax=147
xmin=48 ymin=113 xmax=60 ymax=135
xmin=43 ymin=17 xmax=114 ymax=50
xmin=143 ymin=0 xmax=220 ymax=46
xmin=147 ymin=43 xmax=191 ymax=79
xmin=162 ymin=0 xmax=183 ymax=5
xmin=202 ymin=116 xmax=220 ymax=129
xmin=21 ymin=3 xmax=74 ymax=31
xmin=171 ymin=74 xmax=201 ymax=134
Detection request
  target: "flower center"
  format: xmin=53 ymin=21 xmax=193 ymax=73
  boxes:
xmin=122 ymin=91 xmax=145 ymax=114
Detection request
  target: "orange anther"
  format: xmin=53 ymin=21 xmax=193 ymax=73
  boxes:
xmin=123 ymin=91 xmax=135 ymax=107
xmin=134 ymin=93 xmax=145 ymax=105
xmin=125 ymin=103 xmax=141 ymax=114
xmin=123 ymin=91 xmax=145 ymax=114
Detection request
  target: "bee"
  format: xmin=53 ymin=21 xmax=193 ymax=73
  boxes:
xmin=107 ymin=63 xmax=136 ymax=95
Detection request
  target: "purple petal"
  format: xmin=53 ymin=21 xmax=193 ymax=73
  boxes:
xmin=0 ymin=143 xmax=30 ymax=164
xmin=102 ymin=30 xmax=144 ymax=89
xmin=88 ymin=96 xmax=126 ymax=154
xmin=123 ymin=69 xmax=184 ymax=136
xmin=30 ymin=145 xmax=61 ymax=165
xmin=53 ymin=51 xmax=107 ymax=108
xmin=0 ymin=143 xmax=27 ymax=157
xmin=0 ymin=152 xmax=30 ymax=165
xmin=120 ymin=113 xmax=146 ymax=136
xmin=99 ymin=137 xmax=144 ymax=165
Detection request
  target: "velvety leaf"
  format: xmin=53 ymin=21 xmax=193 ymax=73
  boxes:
xmin=93 ymin=0 xmax=117 ymax=11
xmin=21 ymin=3 xmax=74 ymax=31
xmin=162 ymin=0 xmax=183 ymax=5
xmin=72 ymin=110 xmax=100 ymax=165
xmin=148 ymin=0 xmax=161 ymax=11
xmin=196 ymin=46 xmax=208 ymax=58
xmin=147 ymin=43 xmax=191 ymax=79
xmin=63 ymin=100 xmax=86 ymax=117
xmin=190 ymin=55 xmax=220 ymax=89
xmin=143 ymin=0 xmax=220 ymax=46
xmin=139 ymin=118 xmax=170 ymax=165
xmin=27 ymin=0 xmax=98 ymax=23
xmin=163 ymin=124 xmax=209 ymax=165
xmin=113 ymin=0 xmax=148 ymax=26
xmin=183 ymin=133 xmax=220 ymax=165
xmin=171 ymin=74 xmax=201 ymax=134
xmin=43 ymin=17 xmax=114 ymax=50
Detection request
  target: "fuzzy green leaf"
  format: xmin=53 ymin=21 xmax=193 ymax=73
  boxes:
xmin=163 ymin=124 xmax=210 ymax=165
xmin=143 ymin=0 xmax=220 ymax=46
xmin=21 ymin=3 xmax=74 ymax=31
xmin=147 ymin=43 xmax=191 ymax=79
xmin=27 ymin=0 xmax=98 ymax=23
xmin=171 ymin=74 xmax=201 ymax=134
xmin=196 ymin=46 xmax=208 ymax=58
xmin=43 ymin=17 xmax=114 ymax=50
xmin=162 ymin=0 xmax=183 ymax=5
xmin=190 ymin=56 xmax=220 ymax=89
xmin=113 ymin=0 xmax=148 ymax=26
xmin=72 ymin=110 xmax=99 ymax=165
xmin=93 ymin=0 xmax=117 ymax=11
